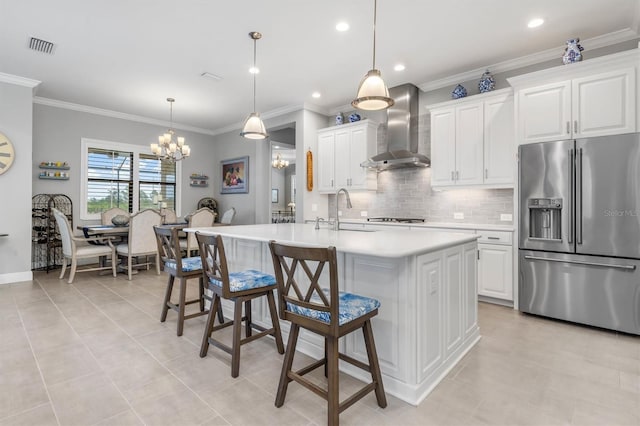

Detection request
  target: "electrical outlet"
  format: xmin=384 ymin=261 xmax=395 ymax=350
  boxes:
xmin=500 ymin=213 xmax=513 ymax=221
xmin=311 ymin=204 xmax=318 ymax=212
xmin=360 ymin=211 xmax=368 ymax=217
xmin=453 ymin=212 xmax=464 ymax=220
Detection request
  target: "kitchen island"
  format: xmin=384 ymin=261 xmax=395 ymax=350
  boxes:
xmin=187 ymin=223 xmax=480 ymax=405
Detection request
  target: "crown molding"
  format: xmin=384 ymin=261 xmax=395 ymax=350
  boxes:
xmin=418 ymin=28 xmax=639 ymax=92
xmin=33 ymin=97 xmax=217 ymax=136
xmin=0 ymin=72 xmax=41 ymax=89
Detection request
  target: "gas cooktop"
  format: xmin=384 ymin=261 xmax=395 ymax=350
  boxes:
xmin=366 ymin=217 xmax=426 ymax=223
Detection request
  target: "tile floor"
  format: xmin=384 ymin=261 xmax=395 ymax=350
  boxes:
xmin=0 ymin=269 xmax=638 ymax=426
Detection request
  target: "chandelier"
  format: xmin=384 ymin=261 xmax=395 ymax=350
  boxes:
xmin=272 ymin=153 xmax=289 ymax=169
xmin=150 ymin=98 xmax=191 ymax=162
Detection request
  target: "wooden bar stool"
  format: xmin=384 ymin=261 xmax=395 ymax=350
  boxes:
xmin=196 ymin=232 xmax=284 ymax=378
xmin=269 ymin=241 xmax=387 ymax=426
xmin=154 ymin=226 xmax=223 ymax=336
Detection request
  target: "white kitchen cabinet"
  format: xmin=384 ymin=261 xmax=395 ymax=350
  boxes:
xmin=512 ymin=57 xmax=637 ymax=144
xmin=477 ymin=230 xmax=513 ymax=302
xmin=317 ymin=120 xmax=378 ymax=193
xmin=428 ymin=88 xmax=514 ymax=189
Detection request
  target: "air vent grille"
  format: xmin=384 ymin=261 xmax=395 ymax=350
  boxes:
xmin=28 ymin=37 xmax=56 ymax=54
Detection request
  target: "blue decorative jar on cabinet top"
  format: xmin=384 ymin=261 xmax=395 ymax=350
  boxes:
xmin=562 ymin=38 xmax=584 ymax=65
xmin=335 ymin=113 xmax=344 ymax=125
xmin=348 ymin=113 xmax=361 ymax=123
xmin=478 ymin=69 xmax=495 ymax=93
xmin=451 ymin=84 xmax=467 ymax=99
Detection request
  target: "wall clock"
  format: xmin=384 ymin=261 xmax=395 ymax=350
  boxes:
xmin=0 ymin=132 xmax=15 ymax=175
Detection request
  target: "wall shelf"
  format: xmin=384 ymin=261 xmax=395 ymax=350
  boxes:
xmin=38 ymin=175 xmax=70 ymax=180
xmin=190 ymin=174 xmax=209 ymax=187
xmin=39 ymin=165 xmax=70 ymax=170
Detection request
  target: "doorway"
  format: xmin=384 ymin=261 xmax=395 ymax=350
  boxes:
xmin=269 ymin=126 xmax=296 ymax=223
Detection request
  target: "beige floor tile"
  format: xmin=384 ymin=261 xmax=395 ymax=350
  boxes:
xmin=0 ymin=403 xmax=57 ymax=426
xmin=132 ymin=387 xmax=218 ymax=426
xmin=104 ymin=350 xmax=170 ymax=393
xmin=0 ymin=381 xmax=50 ymax=420
xmin=25 ymin=323 xmax=82 ymax=355
xmin=17 ymin=299 xmax=67 ymax=331
xmin=571 ymin=398 xmax=640 ymax=426
xmin=34 ymin=343 xmax=101 ymax=386
xmin=77 ymin=322 xmax=132 ymax=354
xmin=134 ymin=329 xmax=198 ymax=363
xmin=47 ymin=373 xmax=130 ymax=426
xmin=163 ymin=353 xmax=238 ymax=395
xmin=620 ymin=371 xmax=640 ymax=393
xmin=94 ymin=409 xmax=144 ymax=426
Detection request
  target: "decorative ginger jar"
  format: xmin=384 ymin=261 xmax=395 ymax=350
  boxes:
xmin=335 ymin=113 xmax=344 ymax=125
xmin=348 ymin=113 xmax=361 ymax=123
xmin=562 ymin=38 xmax=584 ymax=64
xmin=478 ymin=69 xmax=495 ymax=93
xmin=451 ymin=84 xmax=467 ymax=99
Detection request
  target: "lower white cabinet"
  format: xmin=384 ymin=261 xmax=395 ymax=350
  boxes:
xmin=477 ymin=241 xmax=513 ymax=301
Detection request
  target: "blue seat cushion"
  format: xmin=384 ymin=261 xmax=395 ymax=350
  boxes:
xmin=287 ymin=290 xmax=380 ymax=325
xmin=209 ymin=269 xmax=276 ymax=292
xmin=165 ymin=256 xmax=202 ymax=273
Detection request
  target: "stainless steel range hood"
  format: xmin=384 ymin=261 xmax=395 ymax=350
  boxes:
xmin=360 ymin=83 xmax=430 ymax=171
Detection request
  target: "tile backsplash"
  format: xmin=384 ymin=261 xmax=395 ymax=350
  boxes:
xmin=329 ymin=168 xmax=513 ymax=225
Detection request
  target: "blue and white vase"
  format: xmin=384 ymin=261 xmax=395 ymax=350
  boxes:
xmin=478 ymin=69 xmax=495 ymax=93
xmin=451 ymin=84 xmax=467 ymax=99
xmin=562 ymin=38 xmax=584 ymax=65
xmin=335 ymin=113 xmax=344 ymax=125
xmin=348 ymin=113 xmax=361 ymax=123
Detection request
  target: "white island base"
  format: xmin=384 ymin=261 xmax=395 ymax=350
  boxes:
xmin=189 ymin=224 xmax=480 ymax=406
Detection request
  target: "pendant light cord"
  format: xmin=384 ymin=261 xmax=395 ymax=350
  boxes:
xmin=372 ymin=0 xmax=377 ymax=69
xmin=253 ymin=37 xmax=257 ymax=112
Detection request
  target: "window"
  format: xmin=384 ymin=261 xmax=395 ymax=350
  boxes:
xmin=81 ymin=138 xmax=181 ymax=220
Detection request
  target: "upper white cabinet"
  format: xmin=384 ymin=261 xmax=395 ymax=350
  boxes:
xmin=509 ymin=49 xmax=639 ymax=144
xmin=317 ymin=120 xmax=378 ymax=193
xmin=428 ymin=88 xmax=514 ymax=189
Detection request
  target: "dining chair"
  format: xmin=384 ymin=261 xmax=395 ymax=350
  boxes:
xmin=160 ymin=208 xmax=178 ymax=224
xmin=196 ymin=231 xmax=284 ymax=377
xmin=116 ymin=209 xmax=162 ymax=280
xmin=268 ymin=241 xmax=387 ymax=426
xmin=180 ymin=207 xmax=216 ymax=256
xmin=101 ymin=207 xmax=129 ymax=225
xmin=52 ymin=208 xmax=117 ymax=283
xmin=154 ymin=225 xmax=222 ymax=336
xmin=220 ymin=207 xmax=236 ymax=225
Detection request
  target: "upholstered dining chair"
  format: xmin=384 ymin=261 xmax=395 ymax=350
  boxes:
xmin=160 ymin=208 xmax=178 ymax=224
xmin=154 ymin=225 xmax=221 ymax=336
xmin=116 ymin=209 xmax=162 ymax=280
xmin=101 ymin=207 xmax=129 ymax=225
xmin=196 ymin=231 xmax=284 ymax=377
xmin=52 ymin=208 xmax=117 ymax=283
xmin=180 ymin=208 xmax=216 ymax=256
xmin=220 ymin=207 xmax=236 ymax=225
xmin=269 ymin=241 xmax=387 ymax=426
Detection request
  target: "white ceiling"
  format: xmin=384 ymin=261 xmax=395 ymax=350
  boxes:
xmin=1 ymin=0 xmax=639 ymax=134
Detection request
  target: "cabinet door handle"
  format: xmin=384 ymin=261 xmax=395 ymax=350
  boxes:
xmin=456 ymin=171 xmax=459 ymax=180
xmin=451 ymin=171 xmax=454 ymax=181
xmin=487 ymin=236 xmax=500 ymax=240
xmin=485 ymin=169 xmax=488 ymax=179
xmin=566 ymin=121 xmax=570 ymax=134
xmin=331 ymin=179 xmax=334 ymax=187
xmin=574 ymin=120 xmax=578 ymax=134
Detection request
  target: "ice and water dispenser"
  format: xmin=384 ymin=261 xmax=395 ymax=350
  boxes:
xmin=528 ymin=198 xmax=562 ymax=240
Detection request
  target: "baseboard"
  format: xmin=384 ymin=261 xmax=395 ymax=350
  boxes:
xmin=0 ymin=271 xmax=34 ymax=285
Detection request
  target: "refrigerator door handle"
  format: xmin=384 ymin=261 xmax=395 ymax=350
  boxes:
xmin=524 ymin=255 xmax=637 ymax=271
xmin=569 ymin=149 xmax=574 ymax=244
xmin=577 ymin=148 xmax=583 ymax=244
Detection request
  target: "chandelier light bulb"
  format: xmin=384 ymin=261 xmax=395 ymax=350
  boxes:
xmin=149 ymin=98 xmax=190 ymax=162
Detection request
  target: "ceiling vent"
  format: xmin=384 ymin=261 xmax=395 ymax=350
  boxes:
xmin=28 ymin=36 xmax=56 ymax=54
xmin=200 ymin=72 xmax=223 ymax=81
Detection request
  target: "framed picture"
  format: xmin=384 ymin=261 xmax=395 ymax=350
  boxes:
xmin=271 ymin=189 xmax=278 ymax=203
xmin=221 ymin=156 xmax=249 ymax=194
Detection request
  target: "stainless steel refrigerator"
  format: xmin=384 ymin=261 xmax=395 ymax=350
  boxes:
xmin=519 ymin=133 xmax=640 ymax=335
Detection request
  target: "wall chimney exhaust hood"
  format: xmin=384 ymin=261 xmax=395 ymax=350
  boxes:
xmin=360 ymin=83 xmax=430 ymax=171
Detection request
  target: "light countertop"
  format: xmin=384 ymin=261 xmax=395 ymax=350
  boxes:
xmin=339 ymin=219 xmax=514 ymax=232
xmin=185 ymin=223 xmax=478 ymax=258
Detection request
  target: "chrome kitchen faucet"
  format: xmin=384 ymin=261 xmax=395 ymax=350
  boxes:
xmin=334 ymin=188 xmax=352 ymax=231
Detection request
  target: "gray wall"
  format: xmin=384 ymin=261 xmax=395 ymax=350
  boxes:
xmin=0 ymin=81 xmax=34 ymax=282
xmin=32 ymin=104 xmax=217 ymax=224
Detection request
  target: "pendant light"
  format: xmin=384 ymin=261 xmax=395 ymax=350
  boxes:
xmin=240 ymin=31 xmax=269 ymax=139
xmin=351 ymin=0 xmax=394 ymax=111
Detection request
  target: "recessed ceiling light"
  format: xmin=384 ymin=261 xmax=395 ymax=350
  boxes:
xmin=394 ymin=64 xmax=406 ymax=72
xmin=274 ymin=145 xmax=280 ymax=149
xmin=312 ymin=92 xmax=321 ymax=98
xmin=528 ymin=18 xmax=544 ymax=28
xmin=336 ymin=22 xmax=349 ymax=32
xmin=249 ymin=66 xmax=260 ymax=74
